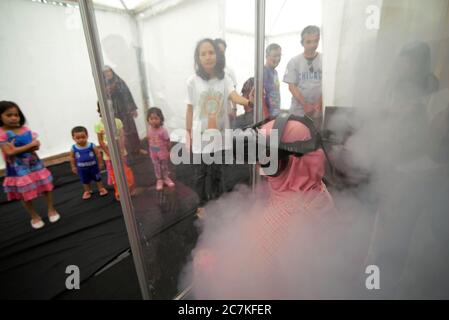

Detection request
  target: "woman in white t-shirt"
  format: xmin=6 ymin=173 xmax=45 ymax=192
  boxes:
xmin=186 ymin=38 xmax=253 ymax=205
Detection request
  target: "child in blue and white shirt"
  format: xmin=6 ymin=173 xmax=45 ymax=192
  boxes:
xmin=70 ymin=126 xmax=108 ymax=200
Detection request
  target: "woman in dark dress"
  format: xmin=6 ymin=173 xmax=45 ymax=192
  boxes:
xmin=103 ymin=66 xmax=141 ymax=156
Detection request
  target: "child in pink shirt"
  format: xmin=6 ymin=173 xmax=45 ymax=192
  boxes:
xmin=147 ymin=107 xmax=174 ymax=191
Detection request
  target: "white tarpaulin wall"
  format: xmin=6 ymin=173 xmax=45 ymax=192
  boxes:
xmin=0 ymin=0 xmax=145 ymax=168
xmin=2 ymin=0 xmax=447 ymax=169
xmin=0 ymin=0 xmax=323 ymax=169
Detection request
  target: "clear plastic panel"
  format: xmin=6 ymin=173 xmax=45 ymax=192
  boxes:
xmin=89 ymin=0 xmax=256 ymax=299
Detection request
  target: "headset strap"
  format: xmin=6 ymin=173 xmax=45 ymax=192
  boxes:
xmin=271 ymin=112 xmax=291 ymax=147
xmin=246 ymin=112 xmax=335 ymax=178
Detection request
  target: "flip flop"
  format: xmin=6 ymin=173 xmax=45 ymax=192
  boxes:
xmin=82 ymin=191 xmax=92 ymax=200
xmin=99 ymin=188 xmax=109 ymax=196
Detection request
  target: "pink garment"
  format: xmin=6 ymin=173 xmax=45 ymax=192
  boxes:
xmin=255 ymin=119 xmax=335 ymax=259
xmin=191 ymin=119 xmax=336 ymax=299
xmin=147 ymin=126 xmax=170 ymax=160
xmin=3 ymin=170 xmax=53 ymax=201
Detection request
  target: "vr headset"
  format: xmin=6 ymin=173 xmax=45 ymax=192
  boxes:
xmin=232 ymin=112 xmax=333 ymax=177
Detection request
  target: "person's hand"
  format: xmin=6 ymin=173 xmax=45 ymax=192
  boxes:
xmin=304 ymin=103 xmax=315 ymax=115
xmin=131 ymin=110 xmax=138 ymax=118
xmin=71 ymin=166 xmax=77 ymax=175
xmin=4 ymin=140 xmax=16 ymax=154
xmin=27 ymin=140 xmax=40 ymax=152
xmin=311 ymin=102 xmax=322 ymax=118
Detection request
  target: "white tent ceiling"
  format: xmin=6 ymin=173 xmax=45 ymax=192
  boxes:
xmin=30 ymin=0 xmax=166 ymax=13
xmin=29 ymin=0 xmax=321 ymax=35
xmin=92 ymin=0 xmax=157 ymax=11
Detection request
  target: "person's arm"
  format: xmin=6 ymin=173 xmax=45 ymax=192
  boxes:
xmin=288 ymin=83 xmax=307 ymax=107
xmin=263 ymin=70 xmax=273 ymax=113
xmin=69 ymin=150 xmax=77 ymax=174
xmin=0 ymin=139 xmax=40 ymax=157
xmin=229 ymin=90 xmax=254 ymax=110
xmin=289 ymin=84 xmax=316 ymax=115
xmin=284 ymin=57 xmax=312 ymax=111
xmin=117 ymin=128 xmax=126 ymax=155
xmin=163 ymin=128 xmax=171 ymax=143
xmin=93 ymin=145 xmax=104 ymax=170
xmin=186 ymin=104 xmax=193 ymax=151
xmin=97 ymin=132 xmax=110 ymax=158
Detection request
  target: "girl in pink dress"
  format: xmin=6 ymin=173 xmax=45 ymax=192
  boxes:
xmin=0 ymin=101 xmax=60 ymax=229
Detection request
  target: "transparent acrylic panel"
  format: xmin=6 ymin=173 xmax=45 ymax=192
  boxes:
xmin=89 ymin=0 xmax=256 ymax=299
xmin=177 ymin=0 xmax=448 ymax=300
xmin=264 ymin=0 xmax=323 ymax=119
xmin=320 ymin=0 xmax=449 ymax=299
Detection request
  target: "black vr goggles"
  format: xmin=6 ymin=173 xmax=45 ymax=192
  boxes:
xmin=232 ymin=112 xmax=332 ymax=177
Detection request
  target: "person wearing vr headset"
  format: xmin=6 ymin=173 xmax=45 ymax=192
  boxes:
xmin=190 ymin=113 xmax=336 ymax=299
xmin=284 ymin=25 xmax=323 ymax=130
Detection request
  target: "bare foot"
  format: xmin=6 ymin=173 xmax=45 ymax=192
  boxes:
xmin=82 ymin=191 xmax=92 ymax=200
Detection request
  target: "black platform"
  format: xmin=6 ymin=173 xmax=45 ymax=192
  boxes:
xmin=0 ymin=148 xmax=251 ymax=299
xmin=0 ymin=162 xmax=131 ymax=299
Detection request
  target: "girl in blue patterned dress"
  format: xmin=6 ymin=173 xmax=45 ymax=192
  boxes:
xmin=0 ymin=101 xmax=60 ymax=229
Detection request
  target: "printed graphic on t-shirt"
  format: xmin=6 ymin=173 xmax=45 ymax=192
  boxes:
xmin=75 ymin=151 xmax=95 ymax=159
xmin=299 ymin=70 xmax=322 ymax=82
xmin=149 ymin=134 xmax=161 ymax=153
xmin=199 ymin=88 xmax=224 ymax=130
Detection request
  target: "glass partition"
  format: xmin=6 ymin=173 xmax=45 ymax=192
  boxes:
xmin=80 ymin=0 xmax=257 ymax=299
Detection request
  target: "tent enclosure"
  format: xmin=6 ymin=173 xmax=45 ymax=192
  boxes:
xmin=1 ymin=0 xmax=448 ymax=299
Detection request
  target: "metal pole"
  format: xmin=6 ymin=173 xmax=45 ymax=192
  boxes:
xmin=253 ymin=0 xmax=265 ymax=190
xmin=78 ymin=0 xmax=150 ymax=300
xmin=119 ymin=0 xmax=151 ymax=109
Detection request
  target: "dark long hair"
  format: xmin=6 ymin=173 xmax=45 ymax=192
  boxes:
xmin=194 ymin=38 xmax=225 ymax=81
xmin=147 ymin=107 xmax=165 ymax=126
xmin=0 ymin=101 xmax=26 ymax=127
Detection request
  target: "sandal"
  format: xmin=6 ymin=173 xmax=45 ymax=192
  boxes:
xmin=31 ymin=218 xmax=45 ymax=229
xmin=48 ymin=211 xmax=61 ymax=223
xmin=82 ymin=191 xmax=92 ymax=200
xmin=99 ymin=188 xmax=109 ymax=196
